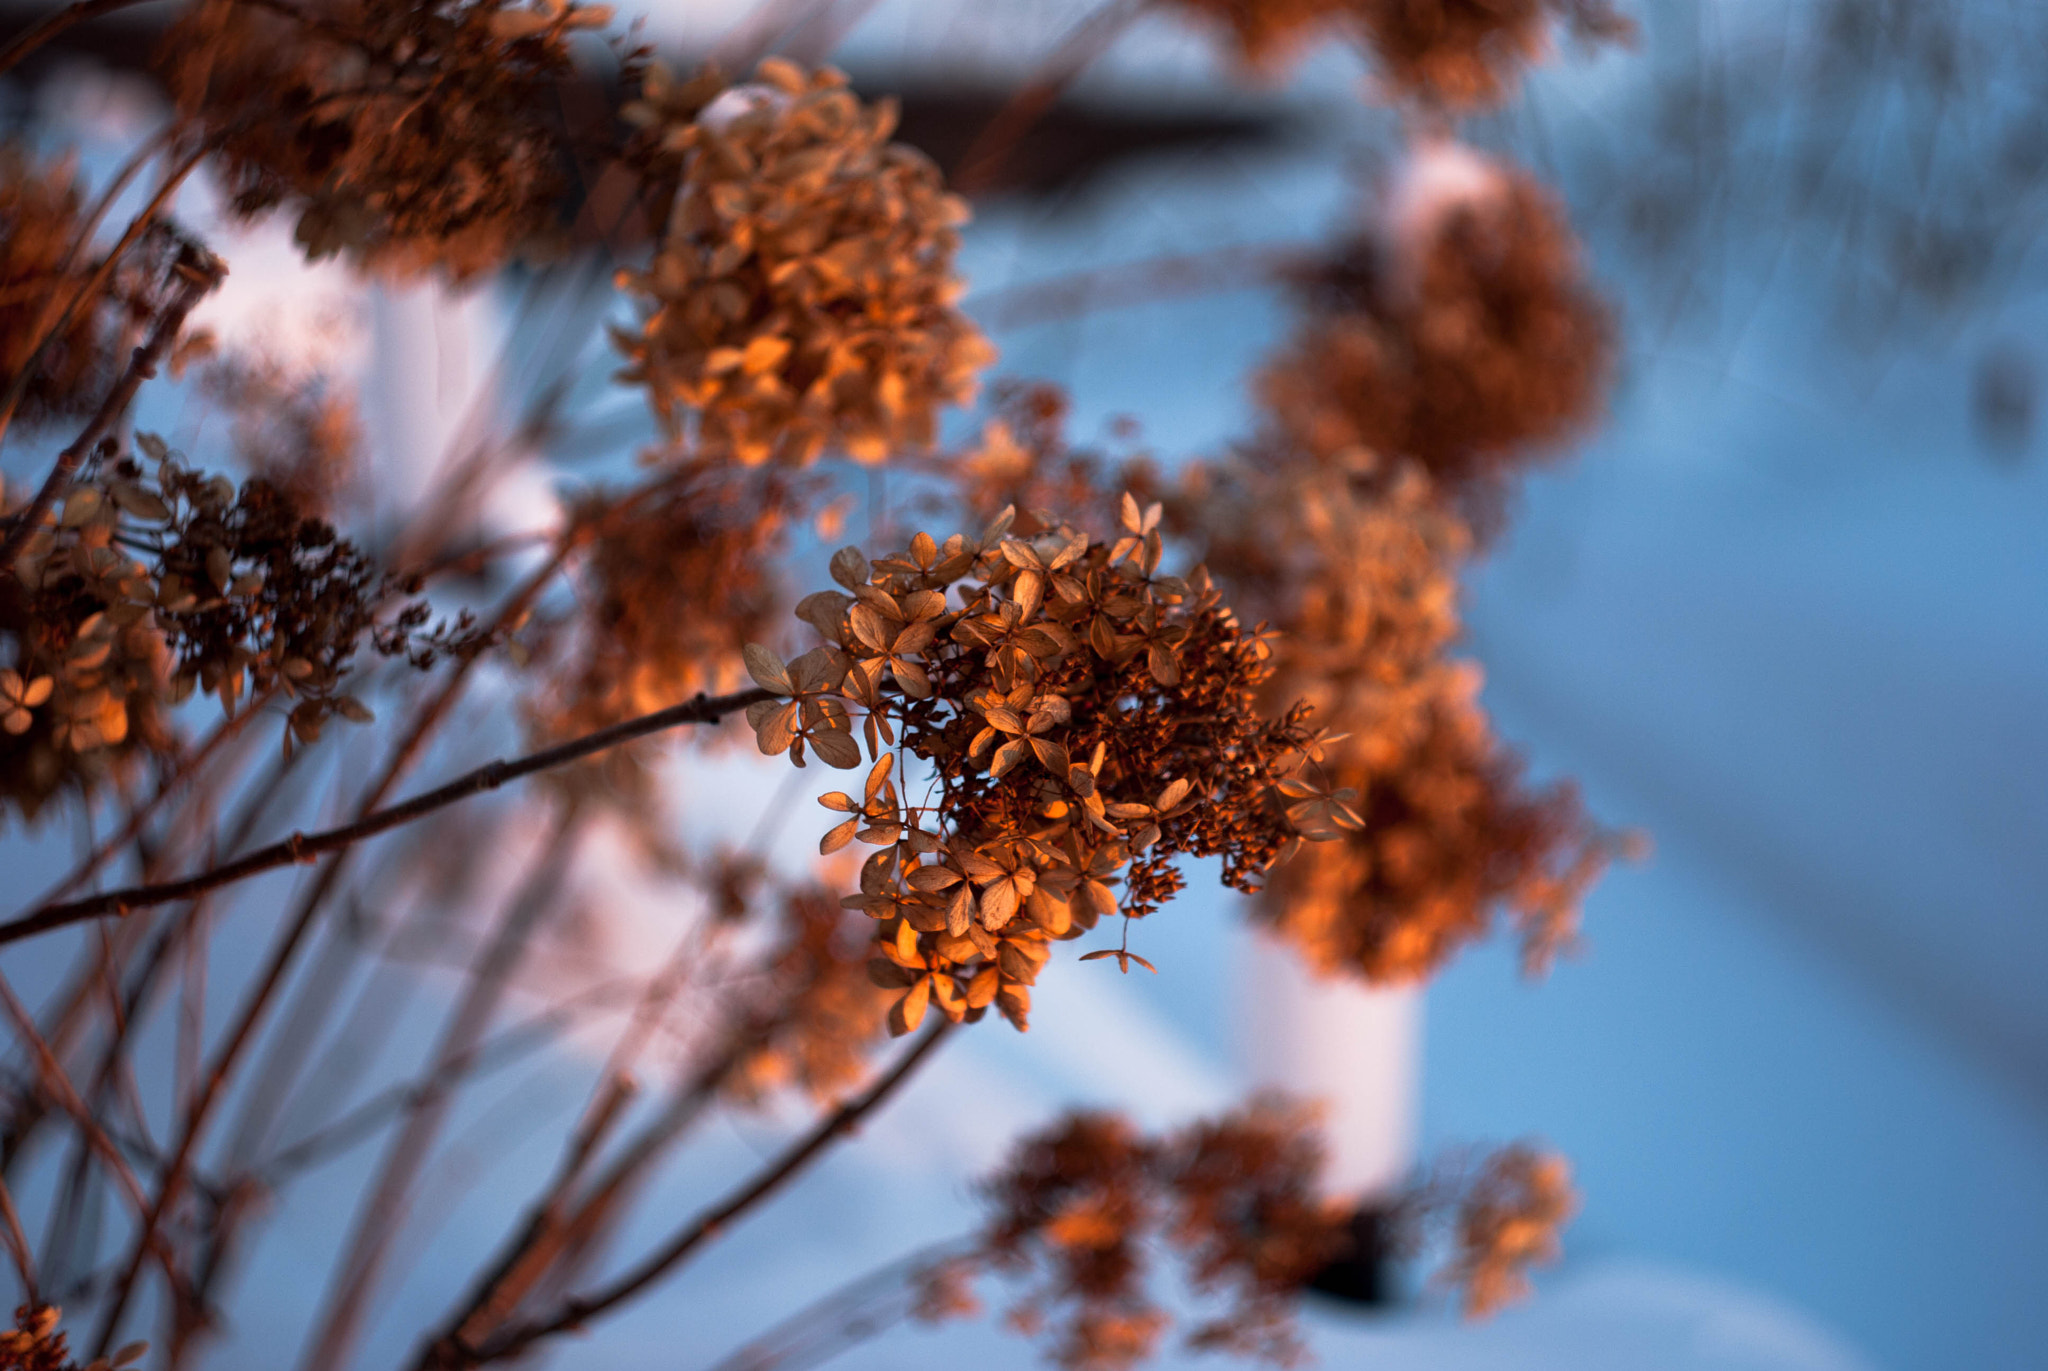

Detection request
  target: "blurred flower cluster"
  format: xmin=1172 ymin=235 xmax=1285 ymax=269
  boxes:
xmin=163 ymin=0 xmax=610 ymax=276
xmin=1171 ymin=0 xmax=1630 ymax=106
xmin=615 ymin=60 xmax=995 ymax=465
xmin=925 ymin=1105 xmax=1578 ymax=1369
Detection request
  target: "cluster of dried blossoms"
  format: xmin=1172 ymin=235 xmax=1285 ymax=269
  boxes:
xmin=1260 ymin=155 xmax=1614 ymax=510
xmin=1177 ymin=448 xmax=1617 ymax=980
xmin=725 ymin=878 xmax=894 ymax=1104
xmin=0 ymin=436 xmax=425 ymax=820
xmin=742 ymin=499 xmax=1325 ymax=1032
xmin=932 ymin=1105 xmax=1576 ymax=1370
xmin=196 ymin=356 xmax=363 ymax=518
xmin=952 ymin=1104 xmax=1346 ymax=1371
xmin=162 ymin=0 xmax=610 ymax=276
xmin=1147 ymin=145 xmax=1631 ymax=982
xmin=1169 ymin=0 xmax=1630 ymax=106
xmin=615 ymin=60 xmax=995 ymax=465
xmin=0 ymin=151 xmax=127 ymax=429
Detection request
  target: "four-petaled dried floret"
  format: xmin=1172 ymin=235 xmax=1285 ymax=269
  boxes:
xmin=615 ymin=60 xmax=995 ymax=466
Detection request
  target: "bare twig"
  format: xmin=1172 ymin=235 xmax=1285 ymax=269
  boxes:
xmin=426 ymin=1019 xmax=956 ymax=1370
xmin=86 ymin=542 xmax=586 ymax=1358
xmin=952 ymin=0 xmax=1152 ymax=196
xmin=0 ymin=0 xmax=165 ymax=77
xmin=7 ymin=686 xmax=772 ymax=945
xmin=703 ymin=1240 xmax=975 ymax=1371
xmin=0 ymin=239 xmax=222 ymax=571
xmin=972 ymin=244 xmax=1305 ymax=331
xmin=259 ymin=976 xmax=644 ymax=1181
xmin=0 ymin=1175 xmax=35 ymax=1303
xmin=0 ymin=976 xmax=194 ymax=1310
xmin=296 ymin=804 xmax=585 ymax=1371
xmin=426 ymin=996 xmax=772 ymax=1354
xmin=24 ymin=694 xmax=274 ymax=916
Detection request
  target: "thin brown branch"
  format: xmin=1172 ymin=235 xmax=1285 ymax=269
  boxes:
xmin=258 ymin=976 xmax=643 ymax=1181
xmin=704 ymin=1239 xmax=975 ymax=1371
xmin=2 ymin=735 xmax=303 ymax=1178
xmin=952 ymin=0 xmax=1152 ymax=197
xmin=0 ymin=1174 xmax=35 ymax=1303
xmin=426 ymin=996 xmax=769 ymax=1355
xmin=429 ymin=1018 xmax=955 ymax=1370
xmin=86 ymin=545 xmax=582 ymax=1358
xmin=0 ymin=140 xmax=208 ymax=465
xmin=0 ymin=975 xmax=195 ymax=1311
xmin=6 ymin=686 xmax=772 ymax=946
xmin=25 ymin=694 xmax=273 ymax=919
xmin=165 ymin=514 xmax=596 ymax=1356
xmin=0 ymin=0 xmax=163 ymax=79
xmin=0 ymin=237 xmax=222 ymax=571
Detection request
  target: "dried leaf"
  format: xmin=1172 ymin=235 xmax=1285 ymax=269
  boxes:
xmin=744 ymin=643 xmax=795 ymax=695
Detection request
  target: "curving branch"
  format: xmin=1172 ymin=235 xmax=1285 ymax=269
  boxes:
xmin=2 ymin=686 xmax=776 ymax=947
xmin=426 ymin=1018 xmax=956 ymax=1370
xmin=0 ymin=238 xmax=222 ymax=569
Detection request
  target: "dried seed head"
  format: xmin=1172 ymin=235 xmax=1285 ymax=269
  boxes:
xmin=1261 ymin=154 xmax=1614 ymax=521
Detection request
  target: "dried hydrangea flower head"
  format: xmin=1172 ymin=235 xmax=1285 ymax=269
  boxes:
xmin=1360 ymin=0 xmax=1551 ymax=108
xmin=615 ymin=59 xmax=995 ymax=465
xmin=530 ymin=467 xmax=802 ymax=800
xmin=1259 ymin=659 xmax=1614 ymax=980
xmin=949 ymin=382 xmax=1158 ymax=537
xmin=1 ymin=437 xmax=427 ymax=824
xmin=727 ymin=880 xmax=894 ymax=1104
xmin=3 ymin=474 xmax=177 ymax=824
xmin=742 ymin=499 xmax=1326 ymax=1035
xmin=962 ymin=1102 xmax=1346 ymax=1371
xmin=200 ymin=356 xmax=363 ymax=518
xmin=1176 ymin=447 xmax=1615 ymax=982
xmin=1166 ymin=0 xmax=1354 ymax=74
xmin=1261 ymin=145 xmax=1614 ymax=510
xmin=163 ymin=0 xmax=609 ymax=277
xmin=1441 ymin=1145 xmax=1576 ymax=1316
